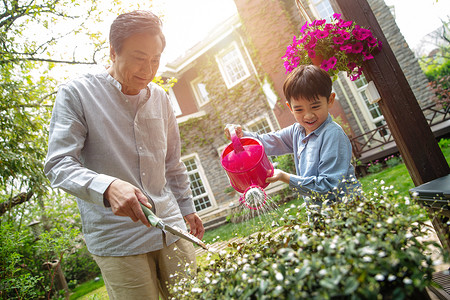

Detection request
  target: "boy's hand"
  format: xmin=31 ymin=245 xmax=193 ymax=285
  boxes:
xmin=224 ymin=124 xmax=243 ymax=140
xmin=266 ymin=169 xmax=290 ymax=184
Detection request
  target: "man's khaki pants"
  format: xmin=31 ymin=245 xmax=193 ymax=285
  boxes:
xmin=92 ymin=239 xmax=196 ymax=300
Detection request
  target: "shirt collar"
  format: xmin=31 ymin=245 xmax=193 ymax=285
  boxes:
xmin=102 ymin=71 xmax=151 ymax=99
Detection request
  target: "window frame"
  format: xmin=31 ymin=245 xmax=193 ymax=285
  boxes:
xmin=190 ymin=77 xmax=210 ymax=107
xmin=181 ymin=153 xmax=216 ymax=213
xmin=168 ymin=87 xmax=182 ymax=116
xmin=215 ymin=41 xmax=251 ymax=89
xmin=309 ymin=0 xmax=335 ymax=21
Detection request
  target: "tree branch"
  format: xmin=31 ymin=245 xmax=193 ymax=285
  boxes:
xmin=0 ymin=191 xmax=34 ymax=216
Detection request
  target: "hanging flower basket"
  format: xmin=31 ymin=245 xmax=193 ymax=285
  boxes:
xmin=282 ymin=13 xmax=382 ymax=81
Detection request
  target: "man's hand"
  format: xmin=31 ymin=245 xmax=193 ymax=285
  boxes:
xmin=184 ymin=213 xmax=205 ymax=239
xmin=104 ymin=179 xmax=153 ymax=227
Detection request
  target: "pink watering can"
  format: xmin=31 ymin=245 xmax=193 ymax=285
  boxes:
xmin=221 ymin=127 xmax=274 ymax=209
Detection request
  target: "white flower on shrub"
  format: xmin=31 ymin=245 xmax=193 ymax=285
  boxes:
xmin=275 ymin=272 xmax=284 ymax=281
xmin=319 ymin=269 xmax=327 ymax=276
xmin=404 ymin=197 xmax=410 ymax=205
xmin=360 ymin=246 xmax=375 ymax=255
xmin=403 ymin=277 xmax=412 ymax=284
xmin=191 ymin=287 xmax=202 ymax=293
xmin=378 ymin=251 xmax=386 ymax=257
xmin=386 ymin=217 xmax=394 ymax=224
xmin=362 ymin=256 xmax=372 ymax=262
xmin=405 ymin=232 xmax=413 ymax=239
xmin=375 ymin=274 xmax=385 ymax=281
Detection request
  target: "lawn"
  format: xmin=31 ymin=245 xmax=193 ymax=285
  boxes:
xmin=70 ymin=141 xmax=450 ymax=299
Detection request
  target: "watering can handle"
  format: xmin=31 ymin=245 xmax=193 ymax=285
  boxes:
xmin=229 ymin=126 xmax=245 ymax=153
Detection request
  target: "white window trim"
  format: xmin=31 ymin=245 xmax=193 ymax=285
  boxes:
xmin=345 ymin=76 xmax=384 ymax=131
xmin=215 ymin=41 xmax=251 ymax=89
xmin=181 ymin=153 xmax=217 ymax=214
xmin=168 ymin=88 xmax=182 ymax=116
xmin=190 ymin=77 xmax=210 ymax=107
xmin=244 ymin=113 xmax=275 ymax=132
xmin=309 ymin=0 xmax=334 ymax=21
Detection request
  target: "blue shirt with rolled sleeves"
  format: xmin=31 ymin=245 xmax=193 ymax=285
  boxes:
xmin=244 ymin=115 xmax=361 ymax=203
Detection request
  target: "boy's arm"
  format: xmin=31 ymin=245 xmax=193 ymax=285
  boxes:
xmin=289 ymin=129 xmax=353 ymax=196
xmin=243 ymin=125 xmax=296 ymax=156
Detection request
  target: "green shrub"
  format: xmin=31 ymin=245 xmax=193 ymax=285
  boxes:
xmin=367 ymin=160 xmax=383 ymax=173
xmin=273 ymin=154 xmax=295 ymax=174
xmin=439 ymin=138 xmax=450 ymax=149
xmin=63 ymin=245 xmax=100 ymax=285
xmin=171 ymin=186 xmax=447 ymax=299
xmin=384 ymin=155 xmax=402 ymax=168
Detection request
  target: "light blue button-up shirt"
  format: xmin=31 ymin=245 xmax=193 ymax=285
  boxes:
xmin=44 ymin=70 xmax=195 ymax=256
xmin=244 ymin=115 xmax=361 ymax=202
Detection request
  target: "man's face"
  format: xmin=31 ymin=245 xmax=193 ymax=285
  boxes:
xmin=109 ymin=33 xmax=163 ymax=95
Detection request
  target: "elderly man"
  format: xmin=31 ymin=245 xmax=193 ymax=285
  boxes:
xmin=44 ymin=10 xmax=204 ymax=299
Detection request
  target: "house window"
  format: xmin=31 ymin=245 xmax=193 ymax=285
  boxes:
xmin=216 ymin=42 xmax=251 ymax=89
xmin=311 ymin=0 xmax=334 ymax=21
xmin=246 ymin=116 xmax=278 ymax=165
xmin=168 ymin=88 xmax=182 ymax=116
xmin=183 ymin=155 xmax=213 ymax=212
xmin=354 ymin=75 xmax=389 ymax=136
xmin=247 ymin=117 xmax=272 ymax=134
xmin=191 ymin=78 xmax=210 ymax=107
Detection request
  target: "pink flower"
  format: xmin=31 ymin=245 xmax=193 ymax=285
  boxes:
xmin=338 ymin=20 xmax=353 ymax=28
xmin=340 ymin=44 xmax=353 ymax=53
xmin=333 ymin=13 xmax=342 ymax=20
xmin=362 ymin=52 xmax=374 ymax=60
xmin=367 ymin=36 xmax=378 ymax=47
xmin=339 ymin=31 xmax=351 ymax=40
xmin=353 ymin=27 xmax=372 ymax=40
xmin=300 ymin=22 xmax=309 ymax=34
xmin=347 ymin=62 xmax=357 ymax=71
xmin=307 ymin=49 xmax=317 ymax=58
xmin=324 ymin=24 xmax=334 ymax=31
xmin=316 ymin=30 xmax=329 ymax=39
xmin=333 ymin=36 xmax=345 ymax=45
xmin=351 ymin=42 xmax=364 ymax=53
xmin=321 ymin=56 xmax=337 ymax=71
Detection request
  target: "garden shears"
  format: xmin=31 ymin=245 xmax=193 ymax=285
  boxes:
xmin=139 ymin=202 xmax=209 ymax=250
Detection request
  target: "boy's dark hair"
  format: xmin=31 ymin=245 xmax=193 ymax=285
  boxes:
xmin=110 ymin=10 xmax=166 ymax=55
xmin=283 ymin=65 xmax=332 ymax=104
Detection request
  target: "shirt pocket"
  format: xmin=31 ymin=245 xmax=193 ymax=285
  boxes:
xmin=143 ymin=118 xmax=167 ymax=152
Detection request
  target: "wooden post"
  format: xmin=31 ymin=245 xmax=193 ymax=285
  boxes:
xmin=333 ymin=0 xmax=450 ymax=251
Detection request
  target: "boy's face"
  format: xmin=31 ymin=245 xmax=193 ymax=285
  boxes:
xmin=287 ymin=93 xmax=335 ymax=135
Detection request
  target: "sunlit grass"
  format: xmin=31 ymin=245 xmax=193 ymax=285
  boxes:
xmin=70 ymin=277 xmax=107 ymax=300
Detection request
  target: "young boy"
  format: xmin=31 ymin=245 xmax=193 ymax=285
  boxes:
xmin=225 ymin=65 xmax=361 ymax=204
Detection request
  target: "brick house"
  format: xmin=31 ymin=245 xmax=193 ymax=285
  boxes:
xmin=161 ymin=0 xmax=440 ymax=225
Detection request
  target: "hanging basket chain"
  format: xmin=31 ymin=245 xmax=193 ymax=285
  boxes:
xmin=295 ymin=0 xmax=313 ymax=23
